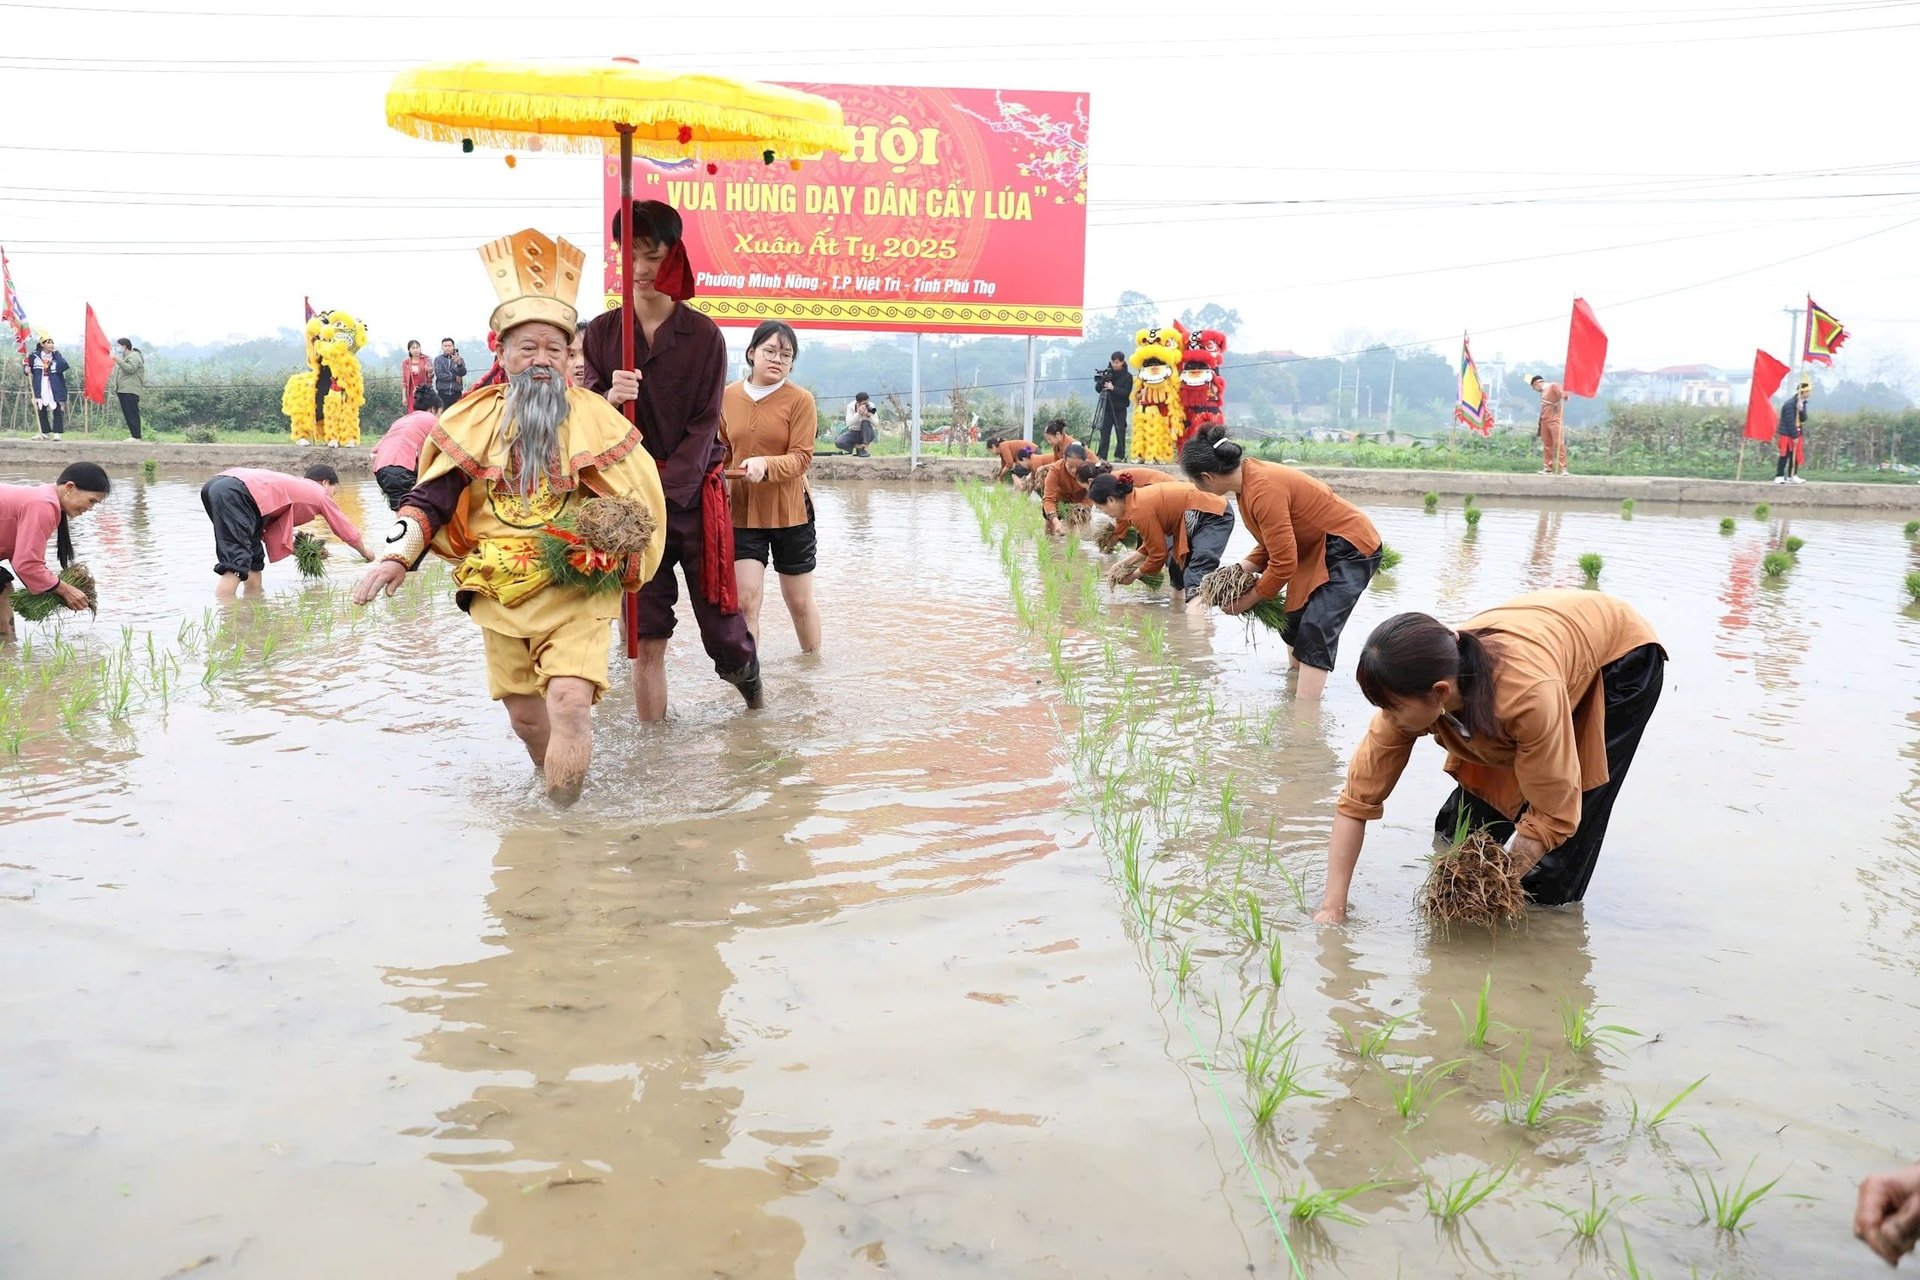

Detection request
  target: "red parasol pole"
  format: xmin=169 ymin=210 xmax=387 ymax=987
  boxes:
xmin=617 ymin=120 xmax=641 ymax=657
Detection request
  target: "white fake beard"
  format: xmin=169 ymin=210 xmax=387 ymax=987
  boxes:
xmin=502 ymin=369 xmax=570 ymax=497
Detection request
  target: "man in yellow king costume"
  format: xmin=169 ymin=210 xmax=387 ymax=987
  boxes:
xmin=353 ymin=229 xmax=666 ymax=803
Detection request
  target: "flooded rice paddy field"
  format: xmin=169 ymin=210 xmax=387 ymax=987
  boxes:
xmin=3 ymin=469 xmax=1919 ymax=1279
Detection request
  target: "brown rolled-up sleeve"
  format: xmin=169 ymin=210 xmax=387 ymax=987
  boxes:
xmin=1507 ymin=680 xmax=1583 ymax=849
xmin=1042 ymin=464 xmax=1071 ymax=516
xmin=1335 ymin=712 xmax=1419 ymax=822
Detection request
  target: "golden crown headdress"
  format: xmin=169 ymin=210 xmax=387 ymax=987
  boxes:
xmin=480 ymin=229 xmax=585 ymax=339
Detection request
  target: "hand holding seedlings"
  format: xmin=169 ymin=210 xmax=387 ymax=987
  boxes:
xmin=1855 ymin=1162 xmax=1920 ymax=1266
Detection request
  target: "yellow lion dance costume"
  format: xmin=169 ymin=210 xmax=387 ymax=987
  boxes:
xmin=283 ymin=309 xmax=368 ymax=446
xmin=1129 ymin=326 xmax=1186 ymax=464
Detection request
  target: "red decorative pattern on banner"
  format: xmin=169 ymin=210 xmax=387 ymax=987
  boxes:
xmin=603 ymin=84 xmax=1088 ymax=336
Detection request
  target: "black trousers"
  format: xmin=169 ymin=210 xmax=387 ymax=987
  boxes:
xmin=1168 ymin=508 xmax=1234 ymax=598
xmin=201 ymin=475 xmax=266 ymax=579
xmin=117 ymin=393 xmax=142 ymax=439
xmin=1096 ymin=399 xmax=1129 ymax=461
xmin=1433 ymin=643 xmax=1666 ymax=906
xmin=36 ymin=405 xmax=64 ymax=436
xmin=374 ymin=465 xmax=417 ymax=512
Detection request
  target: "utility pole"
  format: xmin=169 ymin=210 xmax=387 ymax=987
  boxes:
xmin=1385 ymin=349 xmax=1398 ymax=428
xmin=1781 ymin=304 xmax=1805 ymax=371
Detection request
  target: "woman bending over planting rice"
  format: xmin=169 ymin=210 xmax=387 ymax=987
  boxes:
xmin=1181 ymin=426 xmax=1382 ymax=701
xmin=1315 ymin=590 xmax=1666 ymax=925
xmin=0 ymin=462 xmax=111 ymax=640
xmin=1090 ymin=472 xmax=1233 ymax=615
xmin=721 ymin=321 xmax=822 ymax=653
xmin=1040 ymin=444 xmax=1103 ymax=534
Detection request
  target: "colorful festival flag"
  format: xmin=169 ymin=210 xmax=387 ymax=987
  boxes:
xmin=1745 ymin=349 xmax=1790 ymax=441
xmin=1455 ymin=333 xmax=1495 ymax=435
xmin=1564 ymin=297 xmax=1608 ymax=398
xmin=84 ymin=305 xmax=113 ymax=405
xmin=1 ymin=246 xmax=31 ymax=359
xmin=1804 ymin=296 xmax=1849 ymax=365
xmin=304 ymin=296 xmax=315 ymax=325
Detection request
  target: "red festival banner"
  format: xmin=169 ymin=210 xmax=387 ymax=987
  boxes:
xmin=603 ymin=84 xmax=1089 ymax=336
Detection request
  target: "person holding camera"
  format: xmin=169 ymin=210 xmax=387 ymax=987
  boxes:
xmin=1093 ymin=351 xmax=1133 ymax=462
xmin=836 ymin=391 xmax=876 ymax=456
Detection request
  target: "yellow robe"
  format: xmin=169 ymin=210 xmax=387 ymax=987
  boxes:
xmin=411 ymin=385 xmax=667 ymax=641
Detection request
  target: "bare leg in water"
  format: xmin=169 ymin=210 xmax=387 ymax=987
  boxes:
xmin=502 ymin=675 xmax=595 ymax=802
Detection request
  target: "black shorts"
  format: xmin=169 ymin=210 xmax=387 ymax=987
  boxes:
xmin=201 ymin=474 xmax=266 ymax=579
xmin=374 ymin=465 xmax=416 ymax=512
xmin=1281 ymin=533 xmax=1381 ymax=672
xmin=733 ymin=498 xmax=818 ymax=576
xmin=0 ymin=564 xmax=13 ymax=592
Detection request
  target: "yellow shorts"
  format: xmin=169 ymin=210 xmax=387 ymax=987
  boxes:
xmin=481 ymin=612 xmax=614 ymax=702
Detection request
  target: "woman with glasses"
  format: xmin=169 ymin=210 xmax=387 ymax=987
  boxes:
xmin=721 ymin=321 xmax=822 ymax=653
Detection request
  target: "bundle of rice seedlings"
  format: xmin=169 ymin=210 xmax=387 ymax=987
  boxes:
xmin=292 ymin=531 xmax=330 ymax=579
xmin=12 ymin=564 xmax=99 ymax=621
xmin=1761 ymin=549 xmax=1792 ymax=578
xmin=1060 ymin=503 xmax=1092 ymax=530
xmin=1377 ymin=543 xmax=1403 ymax=573
xmin=1579 ymin=552 xmax=1603 ymax=584
xmin=1421 ymin=826 xmax=1528 ymax=929
xmin=572 ymin=495 xmax=658 ymax=555
xmin=1196 ymin=562 xmax=1288 ymax=631
xmin=1095 ymin=523 xmax=1123 ymax=554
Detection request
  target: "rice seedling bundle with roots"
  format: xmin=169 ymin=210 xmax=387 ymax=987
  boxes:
xmin=1421 ymin=828 xmax=1528 ymax=928
xmin=292 ymin=531 xmax=330 ymax=579
xmin=1095 ymin=524 xmax=1143 ymax=555
xmin=12 ymin=565 xmax=99 ymax=622
xmin=572 ymin=496 xmax=659 ymax=555
xmin=1196 ymin=563 xmax=1288 ymax=632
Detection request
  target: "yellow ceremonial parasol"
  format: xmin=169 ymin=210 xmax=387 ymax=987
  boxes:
xmin=385 ymin=60 xmax=849 ymax=410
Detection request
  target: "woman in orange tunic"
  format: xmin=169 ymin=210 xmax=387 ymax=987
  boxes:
xmin=1181 ymin=426 xmax=1382 ymax=700
xmin=1089 ymin=472 xmax=1232 ymax=614
xmin=721 ymin=321 xmax=821 ymax=652
xmin=1040 ymin=444 xmax=1105 ymax=533
xmin=1315 ymin=590 xmax=1665 ymax=924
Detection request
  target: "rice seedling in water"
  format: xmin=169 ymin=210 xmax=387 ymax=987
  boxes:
xmin=1384 ymin=1057 xmax=1467 ymax=1126
xmin=1626 ymin=1074 xmax=1708 ymax=1136
xmin=140 ymin=459 xmax=158 ymax=482
xmin=1907 ymin=520 xmax=1920 ymax=538
xmin=1174 ymin=940 xmax=1197 ymax=988
xmin=1620 ymin=499 xmax=1636 ymax=518
xmin=1579 ymin=552 xmax=1603 ymax=585
xmin=1906 ymin=571 xmax=1920 ymax=602
xmin=1754 ymin=502 xmax=1770 ymax=519
xmin=1376 ymin=544 xmax=1403 ymax=577
xmin=1463 ymin=506 xmax=1483 ymax=528
xmin=1422 ymin=1157 xmax=1514 ymax=1224
xmin=1688 ymin=1157 xmax=1795 ymax=1232
xmin=1423 ymin=492 xmax=1440 ymax=512
xmin=1612 ymin=1230 xmax=1656 ymax=1279
xmin=1499 ymin=1040 xmax=1582 ymax=1128
xmin=1341 ymin=1013 xmax=1411 ymax=1062
xmin=1196 ymin=562 xmax=1288 ymax=631
xmin=1286 ymin=1179 xmax=1398 ymax=1228
xmin=1422 ymin=825 xmax=1526 ymax=928
xmin=1140 ymin=614 xmax=1166 ymax=657
xmin=1785 ymin=534 xmax=1805 ymax=554
xmin=1463 ymin=493 xmax=1477 ymax=506
xmin=1558 ymin=997 xmax=1641 ymax=1054
xmin=1247 ymin=1026 xmax=1324 ymax=1126
xmin=1136 ymin=570 xmax=1165 ymax=590
xmin=1265 ymin=935 xmax=1285 ymax=986
xmin=1546 ymin=1175 xmax=1643 ymax=1240
xmin=1762 ymin=549 xmax=1792 ymax=578
xmin=1719 ymin=517 xmax=1736 ymax=534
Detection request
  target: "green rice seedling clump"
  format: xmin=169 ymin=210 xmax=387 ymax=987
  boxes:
xmin=1719 ymin=516 xmax=1735 ymax=533
xmin=1377 ymin=543 xmax=1403 ymax=573
xmin=1463 ymin=506 xmax=1483 ymax=528
xmin=1906 ymin=571 xmax=1920 ymax=602
xmin=12 ymin=565 xmax=99 ymax=622
xmin=1287 ymin=1179 xmax=1398 ymax=1229
xmin=1557 ymin=996 xmax=1640 ymax=1054
xmin=1454 ymin=973 xmax=1496 ymax=1049
xmin=141 ymin=459 xmax=158 ymax=482
xmin=1762 ymin=549 xmax=1792 ymax=578
xmin=1422 ymin=492 xmax=1439 ymax=512
xmin=1422 ymin=1158 xmax=1513 ymax=1224
xmin=1688 ymin=1157 xmax=1795 ymax=1232
xmin=1579 ymin=553 xmax=1603 ymax=584
xmin=292 ymin=532 xmax=330 ymax=579
xmin=1906 ymin=519 xmax=1920 ymax=538
xmin=1785 ymin=535 xmax=1805 ymax=554
xmin=1620 ymin=499 xmax=1635 ymax=517
xmin=1754 ymin=502 xmax=1771 ymax=519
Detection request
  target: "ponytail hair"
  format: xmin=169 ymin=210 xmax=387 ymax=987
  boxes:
xmin=1076 ymin=459 xmax=1113 ymax=484
xmin=1087 ymin=473 xmax=1135 ymax=505
xmin=1355 ymin=612 xmax=1503 ymax=739
xmin=1179 ymin=423 xmax=1244 ymax=482
xmin=53 ymin=461 xmax=111 ymax=570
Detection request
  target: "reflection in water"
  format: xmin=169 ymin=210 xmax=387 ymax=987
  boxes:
xmin=389 ymin=825 xmax=826 ymax=1279
xmin=1523 ymin=510 xmax=1564 ymax=591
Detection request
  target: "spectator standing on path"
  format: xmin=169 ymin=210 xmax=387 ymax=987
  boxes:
xmin=1775 ymin=375 xmax=1810 ymax=484
xmin=400 ymin=340 xmax=433 ymax=417
xmin=27 ymin=337 xmax=68 ymax=440
xmin=432 ymin=337 xmax=467 ymax=408
xmin=1529 ymin=374 xmax=1568 ymax=475
xmin=106 ymin=339 xmax=145 ymax=440
xmin=1094 ymin=351 xmax=1133 ymax=461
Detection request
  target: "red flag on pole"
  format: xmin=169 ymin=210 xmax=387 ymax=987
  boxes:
xmin=1745 ymin=349 xmax=1790 ymax=441
xmin=83 ymin=304 xmax=112 ymax=405
xmin=1564 ymin=297 xmax=1608 ymax=397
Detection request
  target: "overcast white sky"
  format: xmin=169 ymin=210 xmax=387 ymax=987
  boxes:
xmin=2 ymin=0 xmax=1917 ymax=380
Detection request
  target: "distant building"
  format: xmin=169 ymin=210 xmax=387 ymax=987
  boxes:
xmin=1604 ymin=363 xmax=1751 ymax=406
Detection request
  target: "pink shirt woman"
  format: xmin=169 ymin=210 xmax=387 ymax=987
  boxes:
xmin=0 ymin=462 xmax=112 ymax=636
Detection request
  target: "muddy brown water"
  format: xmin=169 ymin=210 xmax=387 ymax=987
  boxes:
xmin=3 ymin=472 xmax=1918 ymax=1278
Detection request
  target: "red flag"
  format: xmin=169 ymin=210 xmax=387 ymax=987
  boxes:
xmin=303 ymin=295 xmax=315 ymax=324
xmin=83 ymin=304 xmax=112 ymax=405
xmin=1564 ymin=297 xmax=1608 ymax=397
xmin=1804 ymin=296 xmax=1849 ymax=365
xmin=1745 ymin=349 xmax=1790 ymax=441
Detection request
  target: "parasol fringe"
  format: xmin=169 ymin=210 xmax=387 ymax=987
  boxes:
xmin=387 ymin=88 xmax=851 ymax=160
